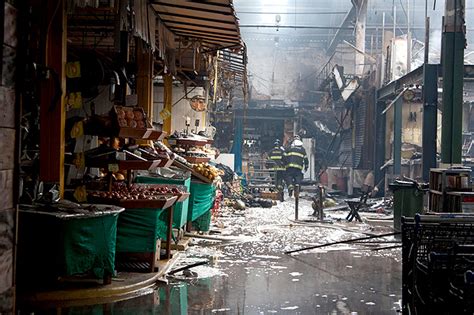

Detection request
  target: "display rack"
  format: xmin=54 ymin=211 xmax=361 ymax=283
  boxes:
xmin=168 ymin=136 xmax=214 ymax=166
xmin=429 ymin=168 xmax=472 ymax=212
xmin=82 ymin=108 xmax=182 ymax=272
xmin=84 ymin=116 xmax=167 ymax=141
xmin=168 ymin=138 xmax=209 ymax=147
xmin=173 ymin=159 xmax=213 ymax=184
xmin=90 ymin=195 xmax=178 ymax=210
xmin=184 ymin=156 xmax=211 ymax=164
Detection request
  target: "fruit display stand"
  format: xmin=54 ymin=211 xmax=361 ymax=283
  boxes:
xmin=17 ymin=204 xmax=124 ymax=286
xmin=168 ymin=134 xmax=215 ymax=165
xmin=135 ymin=175 xmax=191 ymax=229
xmin=80 ymin=105 xmax=187 ymax=272
xmin=188 ymin=181 xmax=217 ymax=232
xmin=89 ymin=185 xmax=183 ymax=272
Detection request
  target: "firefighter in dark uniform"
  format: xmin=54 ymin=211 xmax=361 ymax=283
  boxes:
xmin=284 ymin=135 xmax=309 ymax=197
xmin=268 ymin=140 xmax=286 ymax=200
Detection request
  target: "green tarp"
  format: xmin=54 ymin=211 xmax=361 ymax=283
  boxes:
xmin=135 ymin=176 xmax=191 ymax=229
xmin=116 ymin=208 xmax=166 ymax=253
xmin=63 ymin=215 xmax=118 ymax=278
xmin=17 ymin=211 xmax=119 ymax=282
xmin=188 ymin=182 xmax=215 ymax=222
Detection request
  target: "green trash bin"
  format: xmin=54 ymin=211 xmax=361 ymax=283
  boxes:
xmin=136 ymin=175 xmax=191 ymax=229
xmin=389 ymin=180 xmax=426 ymax=231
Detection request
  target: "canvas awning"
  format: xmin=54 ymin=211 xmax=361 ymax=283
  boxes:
xmin=151 ymin=0 xmax=242 ymax=49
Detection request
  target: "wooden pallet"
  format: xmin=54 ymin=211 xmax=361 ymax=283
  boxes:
xmin=161 ymin=237 xmax=191 ymax=251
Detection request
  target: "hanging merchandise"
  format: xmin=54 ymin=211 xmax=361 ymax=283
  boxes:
xmin=189 ymin=95 xmax=207 ymax=112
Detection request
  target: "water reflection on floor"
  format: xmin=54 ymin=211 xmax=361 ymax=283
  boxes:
xmin=27 ymin=199 xmax=402 ymax=314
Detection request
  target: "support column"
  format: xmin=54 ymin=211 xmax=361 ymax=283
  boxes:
xmin=355 ymin=0 xmax=367 ymax=76
xmin=393 ymin=97 xmax=403 ymax=175
xmin=136 ymin=41 xmax=153 ymax=120
xmin=374 ymin=99 xmax=386 ymax=194
xmin=422 ymin=64 xmax=438 ymax=181
xmin=39 ymin=0 xmax=66 ymax=196
xmin=163 ymin=74 xmax=172 ymax=135
xmin=441 ymin=0 xmax=465 ymax=164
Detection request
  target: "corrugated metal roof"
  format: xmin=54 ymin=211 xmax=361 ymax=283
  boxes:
xmin=354 ymin=101 xmax=367 ymax=168
xmin=151 ymin=0 xmax=242 ymax=48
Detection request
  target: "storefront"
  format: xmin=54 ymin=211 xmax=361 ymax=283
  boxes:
xmin=3 ymin=0 xmax=246 ymax=310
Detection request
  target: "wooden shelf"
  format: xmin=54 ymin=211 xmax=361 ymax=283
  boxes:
xmin=184 ymin=156 xmax=210 ymax=164
xmin=116 ymin=128 xmax=166 ymax=141
xmin=171 ymin=159 xmax=213 ymax=184
xmin=89 ymin=195 xmax=178 ymax=210
xmin=429 ymin=168 xmax=472 ymax=212
xmin=168 ymin=138 xmax=209 ymax=147
xmin=132 ymin=184 xmax=190 ymax=202
xmin=190 ymin=171 xmax=213 ymax=184
xmin=87 ymin=160 xmax=162 ymax=171
xmin=172 ymin=159 xmax=193 ymax=172
xmin=84 ymin=118 xmax=166 ymax=140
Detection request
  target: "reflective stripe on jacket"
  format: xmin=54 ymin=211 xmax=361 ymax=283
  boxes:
xmin=284 ymin=145 xmax=308 ymax=170
xmin=269 ymin=147 xmax=286 ymax=170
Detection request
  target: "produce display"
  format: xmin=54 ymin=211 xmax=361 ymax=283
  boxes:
xmin=167 ymin=131 xmax=217 ymax=165
xmin=193 ymin=164 xmax=221 ymax=181
xmin=168 ymin=131 xmax=209 ymax=142
xmin=173 ymin=146 xmax=207 ymax=158
xmin=115 ymin=106 xmax=148 ymax=129
xmin=89 ymin=184 xmax=184 ymax=201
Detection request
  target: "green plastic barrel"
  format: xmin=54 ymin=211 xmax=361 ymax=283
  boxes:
xmin=389 ymin=180 xmax=425 ymax=231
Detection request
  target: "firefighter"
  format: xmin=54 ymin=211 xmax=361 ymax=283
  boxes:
xmin=284 ymin=135 xmax=309 ymax=197
xmin=268 ymin=139 xmax=286 ymax=200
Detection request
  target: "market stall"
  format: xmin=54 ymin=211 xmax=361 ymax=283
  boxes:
xmin=17 ymin=203 xmax=124 ymax=286
xmin=136 ymin=171 xmax=192 ymax=230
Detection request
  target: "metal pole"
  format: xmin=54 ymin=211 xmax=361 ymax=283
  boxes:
xmin=394 ymin=97 xmax=403 ymax=175
xmin=294 ymin=185 xmax=300 ymax=220
xmin=407 ymin=0 xmax=411 ymax=72
xmin=374 ymin=99 xmax=387 ymax=196
xmin=319 ymin=186 xmax=324 ymax=221
xmin=441 ymin=0 xmax=466 ymax=165
xmin=422 ymin=64 xmax=438 ymax=181
xmin=391 ymin=5 xmax=397 ymax=80
xmin=424 ymin=17 xmax=430 ymax=64
xmin=381 ymin=12 xmax=386 ymax=86
xmin=285 ymin=232 xmax=401 ymax=255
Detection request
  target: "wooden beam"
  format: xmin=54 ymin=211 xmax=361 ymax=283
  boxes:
xmin=163 ymin=74 xmax=173 ymax=135
xmin=39 ymin=0 xmax=66 ymax=196
xmin=136 ymin=41 xmax=153 ymax=121
xmin=326 ymin=6 xmax=356 ymax=55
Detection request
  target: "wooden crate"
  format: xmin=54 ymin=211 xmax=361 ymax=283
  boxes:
xmin=259 ymin=191 xmax=280 ymax=200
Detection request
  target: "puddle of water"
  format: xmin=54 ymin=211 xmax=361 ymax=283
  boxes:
xmin=212 ymin=308 xmax=231 ymax=313
xmin=281 ymin=306 xmax=299 ymax=310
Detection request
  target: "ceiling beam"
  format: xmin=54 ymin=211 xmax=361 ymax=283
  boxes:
xmin=156 ymin=11 xmax=236 ymax=26
xmin=326 ymin=5 xmax=356 ymax=55
xmin=164 ymin=20 xmax=238 ymax=35
xmin=170 ymin=28 xmax=239 ymax=40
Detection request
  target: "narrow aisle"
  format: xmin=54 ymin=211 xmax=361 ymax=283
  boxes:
xmin=165 ymin=199 xmax=402 ymax=314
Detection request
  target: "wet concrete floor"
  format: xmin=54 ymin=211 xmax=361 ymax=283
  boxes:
xmin=28 ymin=198 xmax=402 ymax=314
